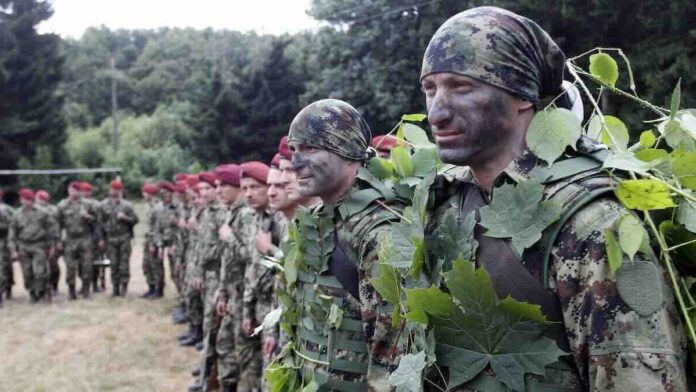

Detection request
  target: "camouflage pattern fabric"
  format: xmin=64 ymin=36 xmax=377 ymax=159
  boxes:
xmin=37 ymin=203 xmax=60 ymax=290
xmin=0 ymin=202 xmax=15 ymax=294
xmin=143 ymin=200 xmax=162 ymax=287
xmin=57 ymin=198 xmax=98 ymax=290
xmin=152 ymin=200 xmax=178 ymax=288
xmin=287 ymin=99 xmax=371 ymax=161
xmin=420 ymin=6 xmax=565 ymax=102
xmin=185 ymin=206 xmax=205 ymax=328
xmin=425 ymin=149 xmax=687 ymax=391
xmin=8 ymin=206 xmax=51 ymax=297
xmin=174 ymin=200 xmax=191 ymax=307
xmin=99 ymin=198 xmax=139 ymax=287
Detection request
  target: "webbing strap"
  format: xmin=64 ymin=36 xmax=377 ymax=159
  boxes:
xmin=297 ymin=326 xmax=369 ymax=353
xmin=303 ymin=369 xmax=368 ymax=392
xmin=298 ymin=345 xmax=368 ymax=374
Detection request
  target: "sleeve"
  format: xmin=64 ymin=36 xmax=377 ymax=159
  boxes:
xmin=0 ymin=207 xmax=11 ymax=233
xmin=7 ymin=212 xmax=18 ymax=255
xmin=358 ymin=224 xmax=407 ymax=391
xmin=153 ymin=208 xmax=164 ymax=247
xmin=548 ymin=196 xmax=688 ymax=392
xmin=242 ymin=260 xmax=258 ymax=322
xmin=124 ymin=203 xmax=139 ymax=225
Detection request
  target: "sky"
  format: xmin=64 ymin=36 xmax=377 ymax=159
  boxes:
xmin=39 ymin=0 xmax=320 ymax=38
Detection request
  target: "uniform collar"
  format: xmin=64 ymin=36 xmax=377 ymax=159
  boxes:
xmin=497 ymin=148 xmax=541 ymax=186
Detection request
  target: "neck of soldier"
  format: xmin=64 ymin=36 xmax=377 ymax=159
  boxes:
xmin=321 ymin=175 xmax=356 ymax=205
xmin=472 ymin=122 xmax=531 ymax=194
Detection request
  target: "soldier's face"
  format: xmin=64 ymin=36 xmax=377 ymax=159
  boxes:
xmin=241 ymin=177 xmax=269 ymax=211
xmin=197 ymin=182 xmax=216 ymax=204
xmin=216 ymin=183 xmax=240 ymax=205
xmin=20 ymin=198 xmax=33 ymax=208
xmin=161 ymin=191 xmax=173 ymax=204
xmin=68 ymin=187 xmax=81 ymax=199
xmin=421 ymin=73 xmax=527 ymax=167
xmin=279 ymin=158 xmax=301 ymax=202
xmin=267 ymin=168 xmax=289 ymax=211
xmin=110 ymin=190 xmax=121 ymax=199
xmin=289 ymin=141 xmax=356 ymax=199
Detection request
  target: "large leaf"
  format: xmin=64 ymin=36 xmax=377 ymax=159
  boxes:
xmin=371 ymin=263 xmax=402 ymax=304
xmin=677 ymin=202 xmax=696 ymax=233
xmin=378 ymin=219 xmax=420 ymax=269
xmin=670 ymin=79 xmax=681 ymax=121
xmin=480 ymin=179 xmax=562 ymax=256
xmin=603 ymin=151 xmax=657 ymax=174
xmin=601 ymin=116 xmax=630 ymax=152
xmin=405 ymin=285 xmax=452 ymax=322
xmin=389 ymin=351 xmax=426 ymax=392
xmin=658 ymin=110 xmax=696 ymax=151
xmin=639 ymin=130 xmax=657 ymax=148
xmin=411 ymin=148 xmax=438 ymax=177
xmin=526 ymin=108 xmax=581 ymax=165
xmin=367 ymin=157 xmax=394 ymax=180
xmin=616 ymin=179 xmax=676 ymax=211
xmin=660 ymin=221 xmax=696 ymax=273
xmin=430 ymin=210 xmax=478 ymax=269
xmin=391 ymin=146 xmax=414 ymax=177
xmin=605 ymin=229 xmax=623 ymax=275
xmin=253 ymin=307 xmax=284 ymax=337
xmin=402 ymin=123 xmax=435 ymax=149
xmin=673 ymin=152 xmax=696 ymax=190
xmin=402 ymin=113 xmax=427 ymax=122
xmin=589 ymin=53 xmax=619 ymax=87
xmin=617 ymin=213 xmax=646 ymax=261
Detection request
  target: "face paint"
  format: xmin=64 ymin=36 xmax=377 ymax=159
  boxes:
xmin=290 ymin=141 xmax=348 ymax=199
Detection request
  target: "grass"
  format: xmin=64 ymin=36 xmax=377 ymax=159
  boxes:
xmin=0 ymin=202 xmax=198 ymax=392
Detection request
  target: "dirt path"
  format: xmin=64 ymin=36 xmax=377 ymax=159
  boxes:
xmin=0 ymin=203 xmax=198 ymax=392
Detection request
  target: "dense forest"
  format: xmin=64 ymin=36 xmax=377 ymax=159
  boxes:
xmin=1 ymin=0 xmax=695 ymax=196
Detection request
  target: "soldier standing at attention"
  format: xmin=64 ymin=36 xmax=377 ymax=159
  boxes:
xmin=152 ymin=181 xmax=179 ymax=299
xmin=140 ymin=182 xmax=161 ymax=298
xmin=420 ymin=7 xmax=686 ymax=390
xmin=284 ymin=99 xmax=406 ymax=390
xmin=99 ymin=180 xmax=139 ymax=297
xmin=80 ymin=181 xmax=104 ymax=293
xmin=0 ymin=189 xmax=15 ymax=303
xmin=9 ymin=189 xmax=53 ymax=303
xmin=173 ymin=180 xmax=192 ymax=324
xmin=35 ymin=190 xmax=60 ymax=295
xmin=57 ymin=182 xmax=98 ymax=300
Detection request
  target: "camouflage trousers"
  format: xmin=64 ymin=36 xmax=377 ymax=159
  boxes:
xmin=184 ymin=258 xmax=203 ymax=328
xmin=48 ymin=247 xmax=60 ymax=289
xmin=0 ymin=239 xmax=12 ymax=292
xmin=142 ymin=237 xmax=164 ymax=287
xmin=199 ymin=270 xmax=220 ymax=391
xmin=173 ymin=241 xmax=188 ymax=307
xmin=216 ymin=281 xmax=244 ymax=388
xmin=106 ymin=236 xmax=132 ymax=287
xmin=17 ymin=241 xmax=49 ymax=296
xmin=63 ymin=237 xmax=93 ymax=288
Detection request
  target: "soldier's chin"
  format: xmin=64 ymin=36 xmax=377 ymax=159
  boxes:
xmin=437 ymin=146 xmax=475 ymax=166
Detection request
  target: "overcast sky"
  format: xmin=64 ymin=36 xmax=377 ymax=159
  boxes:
xmin=39 ymin=0 xmax=320 ymax=38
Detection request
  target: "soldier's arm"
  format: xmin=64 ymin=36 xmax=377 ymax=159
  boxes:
xmin=153 ymin=208 xmax=165 ymax=248
xmin=242 ymin=260 xmax=258 ymax=323
xmin=123 ymin=203 xmax=139 ymax=225
xmin=549 ymin=196 xmax=687 ymax=391
xmin=0 ymin=206 xmax=12 ymax=232
xmin=358 ymin=224 xmax=407 ymax=391
xmin=7 ymin=212 xmax=19 ymax=255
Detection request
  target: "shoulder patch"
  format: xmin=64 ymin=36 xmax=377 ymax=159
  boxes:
xmin=616 ymin=260 xmax=664 ymax=317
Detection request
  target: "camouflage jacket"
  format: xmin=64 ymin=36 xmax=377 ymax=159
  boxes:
xmin=144 ymin=200 xmax=162 ymax=243
xmin=37 ymin=203 xmax=60 ymax=243
xmin=99 ymin=198 xmax=139 ymax=241
xmin=57 ymin=198 xmax=99 ymax=240
xmin=426 ymin=149 xmax=687 ymax=391
xmin=218 ymin=201 xmax=253 ymax=301
xmin=0 ymin=202 xmax=15 ymax=241
xmin=195 ymin=202 xmax=228 ymax=275
xmin=8 ymin=206 xmax=52 ymax=252
xmin=154 ymin=201 xmax=179 ymax=247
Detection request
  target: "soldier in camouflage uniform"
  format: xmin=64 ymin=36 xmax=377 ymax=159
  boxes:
xmin=35 ymin=190 xmax=60 ymax=294
xmin=80 ymin=182 xmax=105 ymax=293
xmin=279 ymin=99 xmax=406 ymax=390
xmin=0 ymin=189 xmax=15 ymax=303
xmin=8 ymin=189 xmax=53 ymax=303
xmin=152 ymin=181 xmax=179 ymax=299
xmin=140 ymin=183 xmax=161 ymax=298
xmin=173 ymin=180 xmax=192 ymax=324
xmin=420 ymin=7 xmax=687 ymax=391
xmin=99 ymin=180 xmax=139 ymax=297
xmin=57 ymin=182 xmax=99 ymax=299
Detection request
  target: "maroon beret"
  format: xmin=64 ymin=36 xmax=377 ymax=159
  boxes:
xmin=240 ymin=161 xmax=269 ymax=184
xmin=36 ymin=189 xmax=50 ymax=202
xmin=158 ymin=181 xmax=176 ymax=193
xmin=174 ymin=181 xmax=187 ymax=193
xmin=371 ymin=135 xmax=400 ymax=152
xmin=141 ymin=183 xmax=159 ymax=195
xmin=271 ymin=153 xmax=281 ymax=168
xmin=110 ymin=180 xmax=124 ymax=190
xmin=19 ymin=188 xmax=35 ymax=200
xmin=175 ymin=173 xmax=188 ymax=182
xmin=69 ymin=181 xmax=82 ymax=191
xmin=198 ymin=171 xmax=217 ymax=186
xmin=185 ymin=174 xmax=199 ymax=188
xmin=215 ymin=164 xmax=241 ymax=186
xmin=278 ymin=136 xmax=291 ymax=160
xmin=80 ymin=182 xmax=93 ymax=192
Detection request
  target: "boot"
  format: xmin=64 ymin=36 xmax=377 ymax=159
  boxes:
xmin=0 ymin=293 xmax=3 ymax=308
xmin=180 ymin=325 xmax=202 ymax=347
xmin=191 ymin=364 xmax=201 ymax=377
xmin=29 ymin=292 xmax=38 ymax=304
xmin=81 ymin=282 xmax=90 ymax=299
xmin=68 ymin=284 xmax=77 ymax=300
xmin=112 ymin=283 xmax=120 ymax=297
xmin=5 ymin=287 xmax=11 ymax=300
xmin=149 ymin=284 xmax=163 ymax=299
xmin=173 ymin=312 xmax=188 ymax=325
xmin=195 ymin=341 xmax=203 ymax=351
xmin=120 ymin=283 xmax=128 ymax=296
xmin=140 ymin=285 xmax=155 ymax=298
xmin=178 ymin=323 xmax=195 ymax=341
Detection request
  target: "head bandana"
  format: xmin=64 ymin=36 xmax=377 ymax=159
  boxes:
xmin=288 ymin=99 xmax=371 ymax=161
xmin=421 ymin=6 xmax=565 ymax=102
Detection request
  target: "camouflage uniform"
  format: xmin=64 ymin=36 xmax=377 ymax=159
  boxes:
xmin=0 ymin=202 xmax=15 ymax=298
xmin=57 ymin=198 xmax=98 ymax=295
xmin=185 ymin=205 xmax=205 ymax=332
xmin=99 ymin=198 xmax=139 ymax=292
xmin=153 ymin=199 xmax=179 ymax=292
xmin=215 ymin=203 xmax=255 ymax=390
xmin=142 ymin=199 xmax=162 ymax=291
xmin=174 ymin=199 xmax=191 ymax=309
xmin=84 ymin=196 xmax=105 ymax=290
xmin=8 ymin=206 xmax=52 ymax=299
xmin=38 ymin=202 xmax=60 ymax=291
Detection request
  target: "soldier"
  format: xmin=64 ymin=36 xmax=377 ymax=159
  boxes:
xmin=281 ymin=99 xmax=406 ymax=390
xmin=35 ymin=190 xmax=60 ymax=294
xmin=420 ymin=7 xmax=686 ymax=391
xmin=57 ymin=181 xmax=98 ymax=299
xmin=0 ymin=189 xmax=15 ymax=303
xmin=80 ymin=181 xmax=105 ymax=293
xmin=8 ymin=189 xmax=53 ymax=303
xmin=173 ymin=180 xmax=192 ymax=324
xmin=99 ymin=180 xmax=139 ymax=297
xmin=152 ymin=181 xmax=179 ymax=299
xmin=140 ymin=182 xmax=160 ymax=298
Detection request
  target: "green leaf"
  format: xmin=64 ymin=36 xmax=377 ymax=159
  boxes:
xmin=301 ymin=380 xmax=319 ymax=392
xmin=616 ymin=179 xmax=676 ymax=211
xmin=659 ymin=110 xmax=696 ymax=151
xmin=589 ymin=53 xmax=619 ymax=87
xmin=371 ymin=263 xmax=402 ymax=304
xmin=601 ymin=116 xmax=630 ymax=151
xmin=405 ymin=310 xmax=428 ymax=324
xmin=498 ymin=296 xmax=547 ymax=324
xmin=378 ymin=220 xmax=420 ymax=269
xmin=391 ymin=146 xmax=414 ymax=177
xmin=408 ymin=237 xmax=426 ymax=279
xmin=328 ymin=303 xmax=344 ymax=329
xmin=526 ymin=108 xmax=581 ymax=165
xmin=605 ymin=229 xmax=623 ymax=275
xmin=639 ymin=130 xmax=657 ymax=148
xmin=586 ymin=114 xmax=603 ymax=140
xmin=252 ymin=307 xmax=284 ymax=337
xmin=430 ymin=210 xmax=478 ymax=269
xmin=402 ymin=123 xmax=435 ymax=149
xmin=603 ymin=151 xmax=658 ymax=174
xmin=677 ymin=202 xmax=696 ymax=233
xmin=265 ymin=363 xmax=300 ymax=392
xmin=405 ymin=285 xmax=452 ymax=319
xmin=660 ymin=221 xmax=696 ymax=273
xmin=480 ymin=179 xmax=562 ymax=256
xmin=402 ymin=113 xmax=427 ymax=122
xmin=670 ymin=79 xmax=681 ymax=121
xmin=636 ymin=148 xmax=670 ymax=162
xmin=389 ymin=351 xmax=426 ymax=392
xmin=673 ymin=152 xmax=696 ymax=190
xmin=367 ymin=157 xmax=394 ymax=180
xmin=618 ymin=213 xmax=645 ymax=261
xmin=411 ymin=148 xmax=438 ymax=177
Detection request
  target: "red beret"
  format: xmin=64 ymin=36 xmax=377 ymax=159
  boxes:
xmin=185 ymin=174 xmax=199 ymax=188
xmin=19 ymin=188 xmax=35 ymax=200
xmin=278 ymin=136 xmax=291 ymax=160
xmin=175 ymin=173 xmax=188 ymax=182
xmin=158 ymin=181 xmax=176 ymax=193
xmin=69 ymin=181 xmax=82 ymax=190
xmin=110 ymin=180 xmax=124 ymax=190
xmin=371 ymin=135 xmax=399 ymax=152
xmin=198 ymin=171 xmax=217 ymax=187
xmin=174 ymin=181 xmax=187 ymax=193
xmin=240 ymin=161 xmax=269 ymax=184
xmin=215 ymin=164 xmax=241 ymax=186
xmin=80 ymin=182 xmax=93 ymax=192
xmin=271 ymin=153 xmax=281 ymax=169
xmin=36 ymin=190 xmax=50 ymax=202
xmin=142 ymin=183 xmax=159 ymax=195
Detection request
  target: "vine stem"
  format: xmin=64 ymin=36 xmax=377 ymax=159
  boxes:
xmin=668 ymin=238 xmax=696 ymax=252
xmin=375 ymin=199 xmax=412 ymax=224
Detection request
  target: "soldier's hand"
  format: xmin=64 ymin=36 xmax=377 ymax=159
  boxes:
xmin=98 ymin=240 xmax=106 ymax=250
xmin=10 ymin=252 xmax=19 ymax=261
xmin=216 ymin=298 xmax=227 ymax=316
xmin=117 ymin=212 xmax=127 ymax=220
xmin=263 ymin=336 xmax=277 ymax=358
xmin=242 ymin=319 xmax=254 ymax=336
xmin=194 ymin=278 xmax=203 ymax=291
xmin=256 ymin=231 xmax=273 ymax=255
xmin=219 ymin=225 xmax=232 ymax=241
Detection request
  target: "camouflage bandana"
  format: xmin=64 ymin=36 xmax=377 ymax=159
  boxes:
xmin=288 ymin=99 xmax=371 ymax=161
xmin=421 ymin=6 xmax=565 ymax=102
